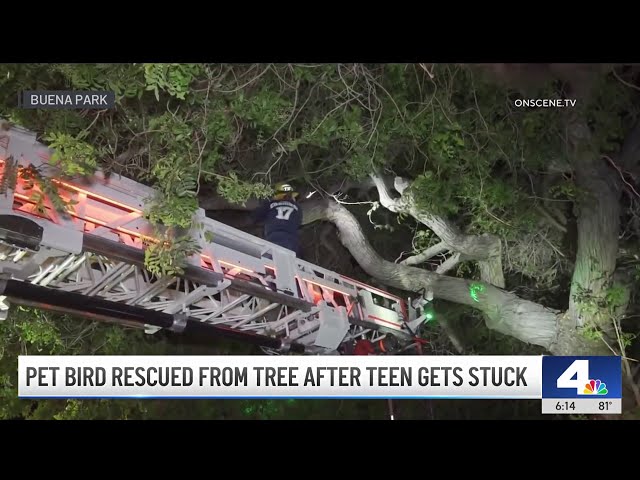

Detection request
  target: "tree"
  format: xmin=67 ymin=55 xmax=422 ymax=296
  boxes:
xmin=1 ymin=63 xmax=639 ymax=416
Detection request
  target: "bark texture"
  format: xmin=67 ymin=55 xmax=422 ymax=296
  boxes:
xmin=566 ymin=116 xmax=622 ymax=333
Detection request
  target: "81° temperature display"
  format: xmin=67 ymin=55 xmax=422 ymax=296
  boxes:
xmin=549 ymin=400 xmax=616 ymax=413
xmin=542 ymin=398 xmax=620 ymax=414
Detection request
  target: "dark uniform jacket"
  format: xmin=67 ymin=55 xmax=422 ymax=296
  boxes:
xmin=252 ymin=198 xmax=302 ymax=255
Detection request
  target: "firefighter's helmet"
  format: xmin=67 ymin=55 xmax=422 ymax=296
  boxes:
xmin=274 ymin=182 xmax=299 ymax=199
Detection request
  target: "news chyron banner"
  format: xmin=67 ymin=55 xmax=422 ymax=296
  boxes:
xmin=17 ymin=355 xmax=623 ymax=414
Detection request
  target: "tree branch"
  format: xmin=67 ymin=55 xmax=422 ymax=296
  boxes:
xmin=370 ymin=173 xmax=505 ymax=287
xmin=303 ymin=198 xmax=559 ymax=350
xmin=370 ymin=174 xmax=400 ymax=212
xmin=400 ymin=242 xmax=448 ymax=266
xmin=436 ymin=252 xmax=461 ymax=274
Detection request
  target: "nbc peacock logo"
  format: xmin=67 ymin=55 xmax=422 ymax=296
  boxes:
xmin=583 ymin=379 xmax=608 ymax=395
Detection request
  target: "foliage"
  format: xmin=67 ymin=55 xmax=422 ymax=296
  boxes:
xmin=144 ymin=233 xmax=201 ymax=277
xmin=143 ymin=64 xmax=203 ymax=101
xmin=44 ymin=131 xmax=98 ymax=176
xmin=216 ymin=172 xmax=273 ymax=206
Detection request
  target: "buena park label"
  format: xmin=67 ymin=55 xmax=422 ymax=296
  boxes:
xmin=20 ymin=91 xmax=116 ymax=109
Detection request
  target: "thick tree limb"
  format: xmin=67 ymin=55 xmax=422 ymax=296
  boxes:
xmin=303 ymin=198 xmax=559 ymax=350
xmin=478 ymin=257 xmax=506 ymax=287
xmin=370 ymin=174 xmax=505 ymax=288
xmin=436 ymin=252 xmax=461 ymax=274
xmin=400 ymin=242 xmax=448 ymax=266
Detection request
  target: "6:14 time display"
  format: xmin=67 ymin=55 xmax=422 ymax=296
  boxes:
xmin=556 ymin=401 xmax=575 ymax=411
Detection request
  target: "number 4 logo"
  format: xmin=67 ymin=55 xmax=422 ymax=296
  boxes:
xmin=275 ymin=206 xmax=294 ymax=220
xmin=556 ymin=360 xmax=590 ymax=395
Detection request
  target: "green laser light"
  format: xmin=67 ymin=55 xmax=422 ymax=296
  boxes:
xmin=469 ymin=283 xmax=485 ymax=302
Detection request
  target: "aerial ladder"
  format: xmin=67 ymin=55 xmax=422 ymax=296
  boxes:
xmin=0 ymin=123 xmax=433 ymax=355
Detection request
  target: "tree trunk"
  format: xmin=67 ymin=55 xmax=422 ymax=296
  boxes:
xmin=566 ymin=116 xmax=622 ymax=343
xmin=567 ymin=159 xmax=621 ymax=331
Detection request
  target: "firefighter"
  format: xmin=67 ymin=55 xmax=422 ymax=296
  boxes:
xmin=252 ymin=182 xmax=303 ymax=256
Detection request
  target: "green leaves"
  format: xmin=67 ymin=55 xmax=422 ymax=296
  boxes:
xmin=53 ymin=63 xmax=147 ymax=100
xmin=143 ymin=63 xmax=203 ymax=101
xmin=14 ymin=311 xmax=64 ymax=354
xmin=17 ymin=165 xmax=77 ymax=218
xmin=144 ymin=150 xmax=199 ymax=229
xmin=44 ymin=131 xmax=98 ymax=177
xmin=605 ymin=285 xmax=627 ymax=309
xmin=342 ymin=152 xmax=372 ymax=180
xmin=146 ymin=193 xmax=198 ymax=230
xmin=206 ymin=102 xmax=233 ymax=145
xmin=410 ymin=172 xmax=461 ymax=217
xmin=428 ymin=124 xmax=465 ymax=161
xmin=144 ymin=234 xmax=201 ymax=277
xmin=216 ymin=172 xmax=273 ymax=206
xmin=230 ymin=86 xmax=292 ymax=136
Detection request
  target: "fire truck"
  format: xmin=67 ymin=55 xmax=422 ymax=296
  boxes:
xmin=0 ymin=122 xmax=433 ymax=355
